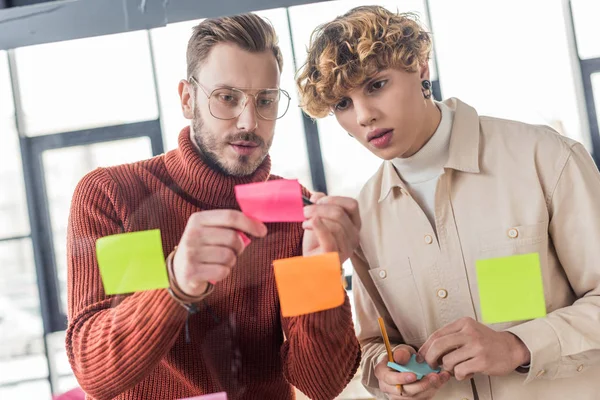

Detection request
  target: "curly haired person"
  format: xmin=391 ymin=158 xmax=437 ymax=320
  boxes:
xmin=297 ymin=5 xmax=600 ymax=400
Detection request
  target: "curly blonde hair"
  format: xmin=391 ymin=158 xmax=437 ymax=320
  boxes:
xmin=296 ymin=6 xmax=432 ymax=118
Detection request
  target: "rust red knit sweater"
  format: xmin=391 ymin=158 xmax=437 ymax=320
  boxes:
xmin=65 ymin=127 xmax=360 ymax=400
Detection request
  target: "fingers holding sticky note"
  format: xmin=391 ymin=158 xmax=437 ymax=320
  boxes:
xmin=387 ymin=354 xmax=441 ymax=381
xmin=476 ymin=252 xmax=546 ymax=324
xmin=273 ymin=252 xmax=345 ymax=317
xmin=96 ymin=229 xmax=169 ymax=295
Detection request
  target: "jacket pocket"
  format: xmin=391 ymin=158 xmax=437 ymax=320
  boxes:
xmin=477 ymin=221 xmax=550 ymax=329
xmin=479 ymin=222 xmax=547 ymax=254
xmin=368 ymin=258 xmax=427 ymax=344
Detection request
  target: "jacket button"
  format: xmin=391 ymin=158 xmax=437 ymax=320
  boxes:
xmin=437 ymin=289 xmax=448 ymax=299
xmin=507 ymin=228 xmax=519 ymax=238
xmin=424 ymin=234 xmax=433 ymax=244
xmin=379 ymin=270 xmax=387 ymax=279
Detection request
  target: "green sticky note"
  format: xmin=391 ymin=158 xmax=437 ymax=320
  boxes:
xmin=96 ymin=229 xmax=169 ymax=295
xmin=476 ymin=253 xmax=546 ymax=324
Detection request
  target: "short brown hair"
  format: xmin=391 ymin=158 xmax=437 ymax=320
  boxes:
xmin=296 ymin=6 xmax=432 ymax=118
xmin=186 ymin=13 xmax=283 ymax=79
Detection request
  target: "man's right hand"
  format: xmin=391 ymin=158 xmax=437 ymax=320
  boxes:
xmin=374 ymin=345 xmax=452 ymax=400
xmin=173 ymin=210 xmax=268 ymax=297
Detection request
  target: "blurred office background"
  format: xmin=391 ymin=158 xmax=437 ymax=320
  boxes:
xmin=0 ymin=0 xmax=599 ymax=398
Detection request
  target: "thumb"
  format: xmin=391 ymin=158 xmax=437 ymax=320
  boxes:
xmin=393 ymin=345 xmax=416 ymax=365
xmin=310 ymin=192 xmax=326 ymax=203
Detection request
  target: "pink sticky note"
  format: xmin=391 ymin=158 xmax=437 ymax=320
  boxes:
xmin=237 ymin=231 xmax=251 ymax=247
xmin=235 ymin=180 xmax=305 ymax=222
xmin=179 ymin=393 xmax=227 ymax=400
xmin=52 ymin=387 xmax=85 ymax=400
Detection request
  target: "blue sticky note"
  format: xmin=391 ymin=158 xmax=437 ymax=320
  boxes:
xmin=387 ymin=354 xmax=441 ymax=380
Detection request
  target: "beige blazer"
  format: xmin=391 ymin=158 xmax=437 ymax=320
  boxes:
xmin=352 ymin=98 xmax=600 ymax=400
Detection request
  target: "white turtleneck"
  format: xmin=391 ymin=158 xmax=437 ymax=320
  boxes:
xmin=391 ymin=102 xmax=454 ymax=232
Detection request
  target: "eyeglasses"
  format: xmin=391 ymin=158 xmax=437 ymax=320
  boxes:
xmin=189 ymin=76 xmax=291 ymax=121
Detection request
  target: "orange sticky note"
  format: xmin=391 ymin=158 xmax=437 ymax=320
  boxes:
xmin=273 ymin=252 xmax=344 ymax=317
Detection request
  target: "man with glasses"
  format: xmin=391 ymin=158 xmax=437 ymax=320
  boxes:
xmin=65 ymin=13 xmax=361 ymax=400
xmin=185 ymin=73 xmax=291 ymax=177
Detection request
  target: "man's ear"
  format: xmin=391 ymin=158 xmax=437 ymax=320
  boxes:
xmin=179 ymin=79 xmax=194 ymax=120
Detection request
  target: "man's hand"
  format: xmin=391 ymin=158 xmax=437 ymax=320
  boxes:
xmin=302 ymin=193 xmax=361 ymax=263
xmin=374 ymin=345 xmax=451 ymax=399
xmin=173 ymin=210 xmax=267 ymax=297
xmin=418 ymin=317 xmax=531 ymax=381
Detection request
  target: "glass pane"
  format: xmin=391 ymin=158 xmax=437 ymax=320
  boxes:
xmin=0 ymin=52 xmax=30 ymax=238
xmin=150 ymin=12 xmax=313 ymax=190
xmin=48 ymin=331 xmax=77 ymax=395
xmin=43 ymin=138 xmax=153 ymax=313
xmin=430 ymin=0 xmax=586 ymax=147
xmin=289 ymin=1 xmax=429 ymax=197
xmin=255 ymin=8 xmax=312 ymax=190
xmin=0 ymin=355 xmax=48 ymax=386
xmin=593 ymin=73 xmax=600 ymax=141
xmin=57 ymin=376 xmax=80 ymax=396
xmin=150 ymin=19 xmax=201 ymax=152
xmin=571 ymin=0 xmax=600 ymax=60
xmin=0 ymin=239 xmax=46 ymax=386
xmin=0 ymin=380 xmax=51 ymax=399
xmin=0 ymin=50 xmax=14 ymax=119
xmin=15 ymin=31 xmax=159 ymax=136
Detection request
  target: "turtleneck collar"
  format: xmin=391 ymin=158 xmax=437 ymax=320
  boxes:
xmin=391 ymin=101 xmax=454 ymax=184
xmin=164 ymin=126 xmax=272 ymax=208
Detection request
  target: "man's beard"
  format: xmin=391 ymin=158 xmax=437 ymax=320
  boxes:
xmin=192 ymin=108 xmax=270 ymax=177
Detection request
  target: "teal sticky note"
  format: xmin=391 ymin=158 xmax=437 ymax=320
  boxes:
xmin=476 ymin=252 xmax=547 ymax=324
xmin=96 ymin=229 xmax=169 ymax=295
xmin=387 ymin=354 xmax=441 ymax=380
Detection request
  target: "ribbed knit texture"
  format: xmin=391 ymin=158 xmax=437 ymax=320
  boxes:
xmin=65 ymin=126 xmax=361 ymax=400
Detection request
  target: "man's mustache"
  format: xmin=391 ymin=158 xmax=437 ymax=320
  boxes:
xmin=227 ymin=132 xmax=265 ymax=147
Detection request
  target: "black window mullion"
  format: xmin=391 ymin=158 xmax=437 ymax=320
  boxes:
xmin=285 ymin=7 xmax=328 ymax=194
xmin=0 ymin=234 xmax=31 ymax=243
xmin=580 ymin=58 xmax=600 ymax=166
xmin=8 ymin=49 xmax=58 ymax=395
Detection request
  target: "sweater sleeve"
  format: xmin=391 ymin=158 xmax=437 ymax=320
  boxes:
xmin=280 ymin=293 xmax=361 ymax=400
xmin=65 ymin=168 xmax=188 ymax=400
